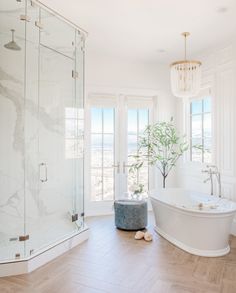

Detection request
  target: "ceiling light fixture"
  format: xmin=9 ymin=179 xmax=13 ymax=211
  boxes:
xmin=170 ymin=32 xmax=201 ymax=98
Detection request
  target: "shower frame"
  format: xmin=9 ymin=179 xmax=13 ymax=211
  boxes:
xmin=0 ymin=0 xmax=88 ymax=276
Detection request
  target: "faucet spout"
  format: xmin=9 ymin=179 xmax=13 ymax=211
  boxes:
xmin=202 ymin=165 xmax=221 ymax=197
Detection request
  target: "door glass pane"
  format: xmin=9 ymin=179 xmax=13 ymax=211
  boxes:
xmin=103 ymin=168 xmax=114 ymax=200
xmin=128 ymin=109 xmax=137 ymax=134
xmin=90 ymin=107 xmax=115 ymax=201
xmin=127 ymin=108 xmax=149 ymax=194
xmin=103 ymin=108 xmax=114 ymax=133
xmin=91 ymin=134 xmax=102 ymax=167
xmin=128 ymin=135 xmax=138 ymax=157
xmin=139 ymin=109 xmax=149 ymax=133
xmin=91 ymin=168 xmax=102 ymax=201
xmin=139 ymin=165 xmax=149 ymax=191
xmin=103 ymin=134 xmax=114 ymax=167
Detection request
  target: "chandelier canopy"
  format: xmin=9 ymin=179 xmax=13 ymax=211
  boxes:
xmin=170 ymin=32 xmax=202 ymax=98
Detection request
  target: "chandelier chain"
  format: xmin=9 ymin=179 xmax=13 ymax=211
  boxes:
xmin=184 ymin=34 xmax=186 ymax=60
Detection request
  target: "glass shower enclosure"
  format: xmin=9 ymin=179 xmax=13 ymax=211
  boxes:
xmin=0 ymin=0 xmax=86 ymax=262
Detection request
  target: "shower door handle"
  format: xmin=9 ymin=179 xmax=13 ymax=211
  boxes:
xmin=39 ymin=163 xmax=48 ymax=182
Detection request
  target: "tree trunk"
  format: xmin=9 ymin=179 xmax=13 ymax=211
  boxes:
xmin=163 ymin=176 xmax=166 ymax=188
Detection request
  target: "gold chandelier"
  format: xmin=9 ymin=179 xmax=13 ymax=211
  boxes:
xmin=170 ymin=32 xmax=202 ymax=98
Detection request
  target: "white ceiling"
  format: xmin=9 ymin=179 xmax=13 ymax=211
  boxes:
xmin=42 ymin=0 xmax=236 ymax=63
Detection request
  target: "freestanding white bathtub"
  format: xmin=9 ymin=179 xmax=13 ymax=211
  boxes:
xmin=150 ymin=188 xmax=236 ymax=257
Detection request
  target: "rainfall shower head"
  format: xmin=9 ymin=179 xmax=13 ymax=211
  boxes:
xmin=4 ymin=29 xmax=21 ymax=51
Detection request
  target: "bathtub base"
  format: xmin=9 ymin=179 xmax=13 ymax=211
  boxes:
xmin=154 ymin=226 xmax=230 ymax=257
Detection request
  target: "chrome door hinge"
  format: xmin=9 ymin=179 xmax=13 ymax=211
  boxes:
xmin=20 ymin=15 xmax=31 ymax=22
xmin=72 ymin=213 xmax=78 ymax=222
xmin=9 ymin=237 xmax=18 ymax=242
xmin=15 ymin=253 xmax=21 ymax=259
xmin=19 ymin=235 xmax=29 ymax=242
xmin=35 ymin=21 xmax=43 ymax=29
xmin=72 ymin=70 xmax=79 ymax=79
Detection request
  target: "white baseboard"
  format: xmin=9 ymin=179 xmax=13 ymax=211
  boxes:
xmin=85 ymin=198 xmax=153 ymax=217
xmin=0 ymin=227 xmax=89 ymax=277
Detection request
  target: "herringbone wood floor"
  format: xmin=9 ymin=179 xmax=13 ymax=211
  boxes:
xmin=1 ymin=214 xmax=236 ymax=293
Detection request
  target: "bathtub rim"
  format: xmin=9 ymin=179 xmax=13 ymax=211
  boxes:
xmin=150 ymin=191 xmax=236 ymax=217
xmin=154 ymin=225 xmax=230 ymax=257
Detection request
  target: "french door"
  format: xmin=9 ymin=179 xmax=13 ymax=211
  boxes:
xmin=86 ymin=95 xmax=155 ymax=215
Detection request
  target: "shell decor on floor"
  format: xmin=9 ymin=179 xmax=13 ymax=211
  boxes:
xmin=144 ymin=232 xmax=153 ymax=242
xmin=134 ymin=231 xmax=153 ymax=242
xmin=134 ymin=231 xmax=145 ymax=240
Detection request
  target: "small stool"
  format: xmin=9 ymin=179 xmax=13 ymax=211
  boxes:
xmin=114 ymin=200 xmax=147 ymax=231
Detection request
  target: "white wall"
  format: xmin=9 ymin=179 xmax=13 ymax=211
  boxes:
xmin=176 ymin=42 xmax=236 ymax=234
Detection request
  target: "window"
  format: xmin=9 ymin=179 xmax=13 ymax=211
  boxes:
xmin=65 ymin=107 xmax=84 ymax=159
xmin=190 ymin=97 xmax=212 ymax=163
xmin=90 ymin=108 xmax=115 ymax=201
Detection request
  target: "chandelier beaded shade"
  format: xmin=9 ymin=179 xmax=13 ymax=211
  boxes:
xmin=170 ymin=32 xmax=202 ymax=98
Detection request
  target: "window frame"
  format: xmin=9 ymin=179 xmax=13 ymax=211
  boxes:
xmin=184 ymin=88 xmax=214 ymax=165
xmin=189 ymin=98 xmax=212 ymax=163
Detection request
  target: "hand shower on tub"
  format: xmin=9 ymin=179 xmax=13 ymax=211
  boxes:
xmin=202 ymin=165 xmax=221 ymax=197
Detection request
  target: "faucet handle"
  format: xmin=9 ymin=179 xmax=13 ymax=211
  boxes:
xmin=206 ymin=164 xmax=218 ymax=171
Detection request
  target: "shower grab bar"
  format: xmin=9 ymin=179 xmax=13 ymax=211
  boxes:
xmin=39 ymin=163 xmax=48 ymax=182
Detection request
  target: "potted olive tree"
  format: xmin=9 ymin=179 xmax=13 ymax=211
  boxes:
xmin=129 ymin=119 xmax=189 ymax=188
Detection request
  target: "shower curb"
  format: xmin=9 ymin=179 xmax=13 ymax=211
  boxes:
xmin=0 ymin=227 xmax=89 ymax=277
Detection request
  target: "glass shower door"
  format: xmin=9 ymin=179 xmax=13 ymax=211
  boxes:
xmin=36 ymin=45 xmax=78 ymax=250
